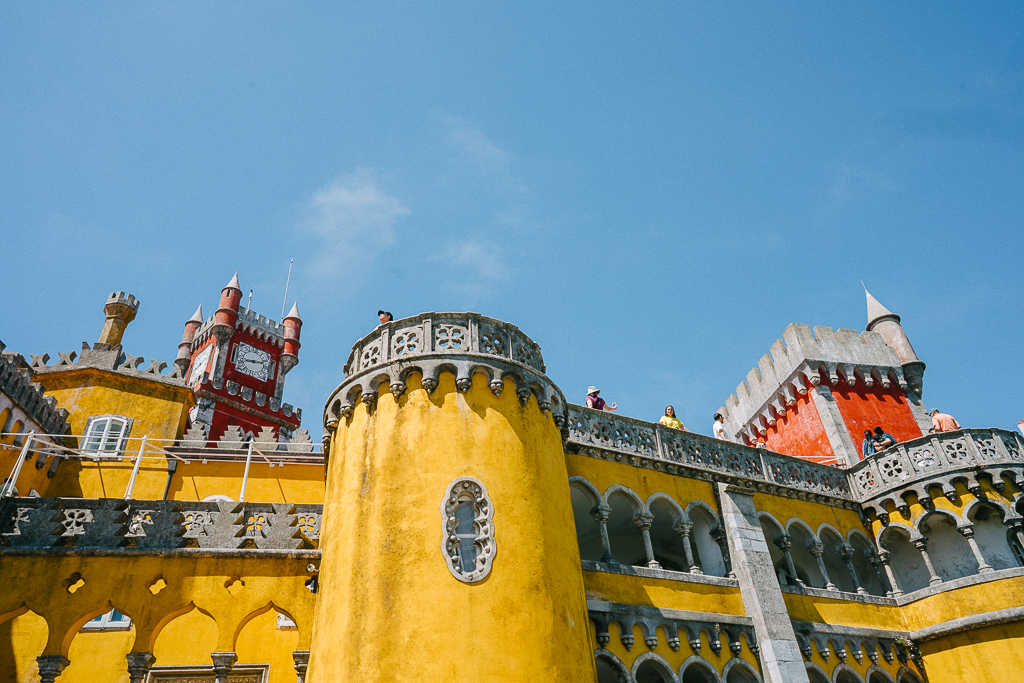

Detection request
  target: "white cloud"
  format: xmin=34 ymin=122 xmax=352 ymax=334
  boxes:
xmin=305 ymin=170 xmax=409 ymax=274
xmin=431 ymin=239 xmax=514 ymax=297
xmin=445 ymin=118 xmax=529 ymax=195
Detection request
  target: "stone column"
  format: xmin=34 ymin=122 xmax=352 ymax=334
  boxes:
xmin=876 ymin=550 xmax=902 ymax=597
xmin=710 ymin=526 xmax=736 ymax=578
xmin=717 ymin=483 xmax=810 ymax=683
xmin=838 ymin=546 xmax=867 ymax=595
xmin=674 ymin=521 xmax=701 ymax=574
xmin=959 ymin=526 xmax=993 ymax=573
xmin=807 ymin=542 xmax=837 ymax=591
xmin=913 ymin=538 xmax=943 ymax=586
xmin=293 ymin=651 xmax=310 ymax=683
xmin=591 ymin=503 xmax=617 ymax=564
xmin=774 ymin=534 xmax=800 ymax=586
xmin=36 ymin=656 xmax=70 ymax=683
xmin=633 ymin=513 xmax=661 ymax=569
xmin=126 ymin=652 xmax=156 ymax=683
xmin=211 ymin=652 xmax=237 ymax=683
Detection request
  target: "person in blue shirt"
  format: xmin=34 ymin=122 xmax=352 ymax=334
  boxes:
xmin=873 ymin=426 xmax=897 ymax=451
xmin=862 ymin=430 xmax=876 ymax=458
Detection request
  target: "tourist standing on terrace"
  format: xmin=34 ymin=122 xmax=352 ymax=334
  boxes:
xmin=585 ymin=387 xmax=617 ymax=412
xmin=659 ymin=406 xmax=686 ymax=430
xmin=713 ymin=413 xmax=728 ymax=441
xmin=930 ymin=409 xmax=961 ymax=433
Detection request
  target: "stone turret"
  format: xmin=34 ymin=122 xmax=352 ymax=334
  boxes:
xmin=98 ymin=292 xmax=139 ymax=347
xmin=276 ymin=302 xmax=302 ymax=401
xmin=175 ymin=305 xmax=204 ymax=376
xmin=865 ymin=290 xmax=925 ymax=396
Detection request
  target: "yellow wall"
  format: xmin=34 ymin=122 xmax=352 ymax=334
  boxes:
xmin=308 ymin=371 xmax=595 ymax=682
xmin=36 ymin=368 xmax=193 ymax=500
xmin=566 ymin=450 xmax=720 ymax=511
xmin=583 ymin=570 xmax=745 ymax=616
xmin=918 ymin=621 xmax=1024 ymax=682
xmin=0 ymin=554 xmax=315 ymax=680
xmin=169 ymin=460 xmax=324 ymax=504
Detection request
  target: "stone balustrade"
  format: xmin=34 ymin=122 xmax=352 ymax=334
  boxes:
xmin=565 ymin=404 xmax=855 ymax=504
xmin=565 ymin=406 xmax=1024 ymax=511
xmin=848 ymin=428 xmax=1024 ymax=516
xmin=0 ymin=498 xmax=323 ymax=552
xmin=342 ymin=312 xmax=546 ymax=378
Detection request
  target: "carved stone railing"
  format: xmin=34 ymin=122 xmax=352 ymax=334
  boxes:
xmin=0 ymin=498 xmax=322 ymax=552
xmin=565 ymin=405 xmax=854 ymax=503
xmin=324 ymin=313 xmax=561 ymax=435
xmin=847 ymin=428 xmax=1024 ymax=515
xmin=343 ymin=312 xmax=545 ymax=377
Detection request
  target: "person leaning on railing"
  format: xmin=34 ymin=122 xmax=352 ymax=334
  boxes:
xmin=862 ymin=430 xmax=876 ymax=458
xmin=659 ymin=405 xmax=686 ymax=430
xmin=929 ymin=409 xmax=961 ymax=433
xmin=872 ymin=426 xmax=897 ymax=451
xmin=585 ymin=386 xmax=617 ymax=412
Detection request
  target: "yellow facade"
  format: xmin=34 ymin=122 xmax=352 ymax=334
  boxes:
xmin=2 ymin=310 xmax=1023 ymax=683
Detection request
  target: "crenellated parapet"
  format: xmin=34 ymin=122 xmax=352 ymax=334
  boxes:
xmin=0 ymin=340 xmax=70 ymax=440
xmin=849 ymin=428 xmax=1024 ymax=518
xmin=29 ymin=341 xmax=185 ymax=386
xmin=717 ymin=323 xmax=915 ymax=446
xmin=323 ymin=312 xmax=561 ymax=433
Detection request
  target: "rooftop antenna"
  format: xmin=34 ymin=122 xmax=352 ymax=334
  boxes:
xmin=247 ymin=289 xmax=253 ymax=313
xmin=281 ymin=258 xmax=294 ymax=320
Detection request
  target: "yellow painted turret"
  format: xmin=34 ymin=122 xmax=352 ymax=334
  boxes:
xmin=309 ymin=313 xmax=595 ymax=682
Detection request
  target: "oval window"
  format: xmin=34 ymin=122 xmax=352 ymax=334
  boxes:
xmin=441 ymin=477 xmax=496 ymax=582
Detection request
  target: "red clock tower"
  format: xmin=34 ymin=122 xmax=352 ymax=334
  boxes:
xmin=174 ymin=273 xmax=303 ymax=444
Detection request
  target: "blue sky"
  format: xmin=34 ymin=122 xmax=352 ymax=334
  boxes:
xmin=2 ymin=3 xmax=1022 ymax=441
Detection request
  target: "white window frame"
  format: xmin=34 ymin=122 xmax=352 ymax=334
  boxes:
xmin=81 ymin=415 xmax=133 ymax=459
xmin=81 ymin=608 xmax=132 ymax=631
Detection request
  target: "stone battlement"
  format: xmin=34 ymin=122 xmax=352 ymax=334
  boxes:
xmin=29 ymin=342 xmax=185 ymax=386
xmin=0 ymin=340 xmax=70 ymax=440
xmin=105 ymin=291 xmax=140 ymax=313
xmin=718 ymin=323 xmax=911 ymax=443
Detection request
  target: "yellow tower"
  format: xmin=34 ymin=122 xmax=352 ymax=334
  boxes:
xmin=309 ymin=313 xmax=595 ymax=682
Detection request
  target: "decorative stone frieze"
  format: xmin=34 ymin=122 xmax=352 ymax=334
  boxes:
xmin=323 ymin=313 xmax=565 ymax=434
xmin=29 ymin=341 xmax=185 ymax=384
xmin=587 ymin=599 xmax=756 ymax=658
xmin=0 ymin=498 xmax=323 ymax=552
xmin=0 ymin=340 xmax=71 ymax=440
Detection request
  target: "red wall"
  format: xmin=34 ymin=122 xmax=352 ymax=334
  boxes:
xmin=759 ymin=393 xmax=837 ymax=463
xmin=830 ymin=380 xmax=923 ymax=453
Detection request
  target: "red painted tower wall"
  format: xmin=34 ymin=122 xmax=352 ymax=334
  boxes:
xmin=830 ymin=379 xmax=923 ymax=452
xmin=755 ymin=393 xmax=838 ymax=463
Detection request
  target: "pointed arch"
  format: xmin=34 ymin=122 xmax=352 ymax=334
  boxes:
xmin=594 ymin=648 xmax=632 ymax=683
xmin=632 ymin=651 xmax=678 ymax=683
xmin=721 ymin=658 xmax=762 ymax=683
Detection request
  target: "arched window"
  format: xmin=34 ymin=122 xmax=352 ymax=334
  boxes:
xmin=787 ymin=523 xmax=826 ymax=588
xmin=835 ymin=668 xmax=863 ymax=683
xmin=806 ymin=666 xmax=830 ymax=683
xmin=596 ymin=653 xmax=631 ymax=683
xmin=880 ymin=526 xmax=931 ymax=594
xmin=724 ymin=661 xmax=760 ymax=683
xmin=820 ymin=528 xmax=856 ymax=593
xmin=919 ymin=512 xmax=976 ymax=581
xmin=569 ymin=481 xmax=604 ymax=562
xmin=681 ymin=659 xmax=719 ymax=683
xmin=605 ymin=489 xmax=647 ymax=567
xmin=440 ymin=477 xmax=495 ymax=582
xmin=967 ymin=503 xmax=1020 ymax=570
xmin=82 ymin=415 xmax=133 ymax=457
xmin=635 ymin=656 xmax=677 ymax=683
xmin=848 ymin=532 xmax=887 ymax=596
xmin=649 ymin=497 xmax=689 ymax=572
xmin=690 ymin=506 xmax=727 ymax=577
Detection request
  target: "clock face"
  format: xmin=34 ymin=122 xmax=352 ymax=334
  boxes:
xmin=188 ymin=345 xmax=213 ymax=385
xmin=236 ymin=342 xmax=271 ymax=381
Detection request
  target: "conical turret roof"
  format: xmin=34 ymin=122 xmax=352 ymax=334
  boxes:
xmin=188 ymin=305 xmax=204 ymax=323
xmin=865 ymin=288 xmax=900 ymax=330
xmin=285 ymin=301 xmax=301 ymax=320
xmin=225 ymin=271 xmax=241 ymax=291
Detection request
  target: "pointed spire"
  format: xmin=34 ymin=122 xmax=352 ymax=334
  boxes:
xmin=188 ymin=304 xmax=204 ymax=323
xmin=225 ymin=271 xmax=241 ymax=291
xmin=285 ymin=301 xmax=301 ymax=320
xmin=865 ymin=288 xmax=900 ymax=330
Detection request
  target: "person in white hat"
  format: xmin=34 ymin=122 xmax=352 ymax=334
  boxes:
xmin=585 ymin=386 xmax=617 ymax=412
